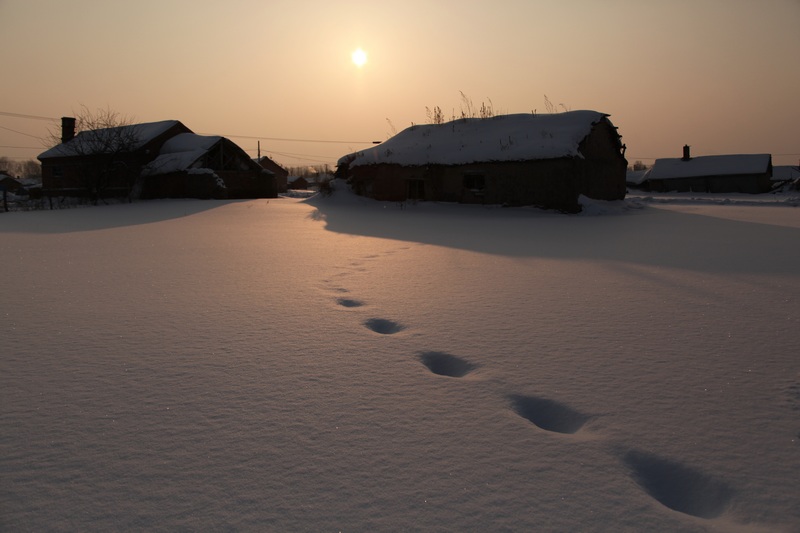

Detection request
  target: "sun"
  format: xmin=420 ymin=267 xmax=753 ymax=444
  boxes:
xmin=351 ymin=48 xmax=367 ymax=68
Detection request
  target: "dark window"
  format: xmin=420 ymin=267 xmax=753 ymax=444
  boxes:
xmin=407 ymin=179 xmax=425 ymax=200
xmin=463 ymin=173 xmax=485 ymax=191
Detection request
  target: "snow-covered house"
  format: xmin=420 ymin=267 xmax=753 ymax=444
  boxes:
xmin=39 ymin=119 xmax=191 ymax=199
xmin=287 ymin=176 xmax=309 ymax=190
xmin=1 ymin=174 xmax=26 ymax=195
xmin=772 ymin=165 xmax=800 ymax=187
xmin=337 ymin=111 xmax=627 ymax=212
xmin=140 ymin=133 xmax=275 ymax=199
xmin=38 ymin=118 xmax=276 ymax=200
xmin=641 ymin=147 xmax=773 ymax=194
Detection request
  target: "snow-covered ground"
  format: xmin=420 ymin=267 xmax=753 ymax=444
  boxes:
xmin=2 ymin=184 xmax=799 ymax=532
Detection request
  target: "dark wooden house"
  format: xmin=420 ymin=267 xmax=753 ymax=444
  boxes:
xmin=337 ymin=111 xmax=627 ymax=213
xmin=39 ymin=119 xmax=191 ymax=199
xmin=38 ymin=117 xmax=276 ymax=200
xmin=642 ymin=146 xmax=773 ymax=193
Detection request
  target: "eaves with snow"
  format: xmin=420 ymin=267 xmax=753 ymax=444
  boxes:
xmin=38 ymin=120 xmax=184 ymax=159
xmin=339 ymin=110 xmax=611 ymax=168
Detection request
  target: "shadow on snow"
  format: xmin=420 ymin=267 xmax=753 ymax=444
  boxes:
xmin=304 ymin=193 xmax=800 ymax=276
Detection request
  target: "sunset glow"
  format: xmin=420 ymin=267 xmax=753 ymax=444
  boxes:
xmin=0 ymin=0 xmax=797 ymax=169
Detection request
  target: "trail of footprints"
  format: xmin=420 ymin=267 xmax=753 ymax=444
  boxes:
xmin=323 ymin=250 xmax=739 ymax=524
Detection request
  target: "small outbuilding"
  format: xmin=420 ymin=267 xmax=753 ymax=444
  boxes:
xmin=642 ymin=147 xmax=773 ymax=194
xmin=337 ymin=110 xmax=628 ymax=213
xmin=772 ymin=165 xmax=800 ymax=188
xmin=287 ymin=176 xmax=310 ymax=190
xmin=0 ymin=173 xmax=26 ymax=194
xmin=140 ymin=133 xmax=275 ymax=199
xmin=255 ymin=156 xmax=289 ymax=193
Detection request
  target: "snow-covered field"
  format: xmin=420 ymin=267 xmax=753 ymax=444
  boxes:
xmin=2 ymin=184 xmax=799 ymax=532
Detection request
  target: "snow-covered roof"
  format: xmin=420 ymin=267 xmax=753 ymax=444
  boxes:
xmin=340 ymin=110 xmax=609 ymax=168
xmin=626 ymin=169 xmax=649 ymax=185
xmin=772 ymin=165 xmax=800 ymax=181
xmin=39 ymin=120 xmax=184 ymax=159
xmin=647 ymin=154 xmax=771 ymax=180
xmin=141 ymin=133 xmax=222 ymax=176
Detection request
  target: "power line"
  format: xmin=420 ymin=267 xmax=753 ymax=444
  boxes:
xmin=0 ymin=125 xmax=45 ymax=140
xmin=199 ymin=131 xmax=377 ymax=145
xmin=0 ymin=111 xmax=57 ymax=121
xmin=3 ymin=110 xmax=795 ymax=160
xmin=262 ymin=150 xmax=335 ymax=165
xmin=0 ymin=110 xmax=377 ymax=145
xmin=0 ymin=154 xmax=40 ymax=160
xmin=246 ymin=147 xmax=338 ymax=159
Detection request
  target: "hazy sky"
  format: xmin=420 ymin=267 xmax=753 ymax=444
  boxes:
xmin=1 ymin=0 xmax=798 ymax=168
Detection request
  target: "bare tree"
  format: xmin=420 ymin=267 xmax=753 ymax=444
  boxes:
xmin=18 ymin=159 xmax=41 ymax=179
xmin=0 ymin=156 xmax=14 ymax=174
xmin=0 ymin=157 xmax=40 ymax=180
xmin=47 ymin=105 xmax=139 ymax=203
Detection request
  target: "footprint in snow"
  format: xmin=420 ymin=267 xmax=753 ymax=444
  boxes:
xmin=320 ymin=280 xmax=350 ymax=293
xmin=622 ymin=448 xmax=735 ymax=519
xmin=363 ymin=318 xmax=405 ymax=335
xmin=418 ymin=351 xmax=477 ymax=378
xmin=336 ymin=297 xmax=364 ymax=308
xmin=509 ymin=394 xmax=592 ymax=435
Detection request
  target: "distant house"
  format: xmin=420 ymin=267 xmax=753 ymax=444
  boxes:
xmin=626 ymin=168 xmax=649 ymax=189
xmin=255 ymin=156 xmax=288 ymax=193
xmin=772 ymin=165 xmax=800 ymax=186
xmin=1 ymin=172 xmax=27 ymax=212
xmin=38 ymin=118 xmax=276 ymax=200
xmin=287 ymin=176 xmax=309 ymax=190
xmin=337 ymin=110 xmax=627 ymax=213
xmin=641 ymin=146 xmax=773 ymax=194
xmin=0 ymin=172 xmax=26 ymax=194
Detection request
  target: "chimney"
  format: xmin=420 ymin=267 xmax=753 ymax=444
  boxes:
xmin=61 ymin=116 xmax=76 ymax=144
xmin=682 ymin=144 xmax=691 ymax=161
